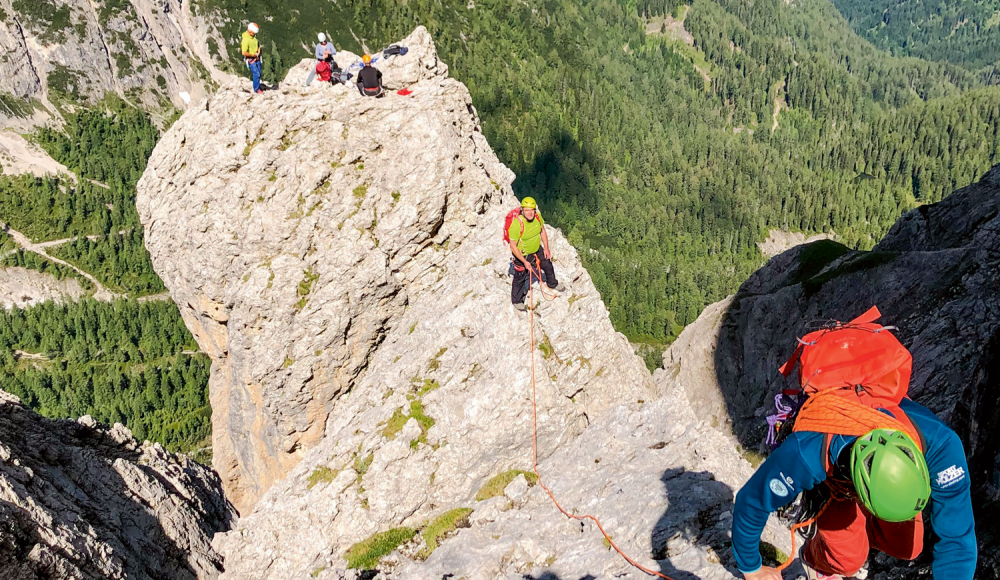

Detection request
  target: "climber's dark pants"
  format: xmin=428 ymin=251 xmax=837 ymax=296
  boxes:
xmin=511 ymin=251 xmax=558 ymax=305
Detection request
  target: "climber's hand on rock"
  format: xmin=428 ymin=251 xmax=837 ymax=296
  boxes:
xmin=743 ymin=566 xmax=782 ymax=580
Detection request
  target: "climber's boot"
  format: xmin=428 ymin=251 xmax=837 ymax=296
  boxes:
xmin=513 ymin=303 xmax=528 ymax=312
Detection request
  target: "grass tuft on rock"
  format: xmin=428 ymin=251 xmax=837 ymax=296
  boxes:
xmin=418 ymin=507 xmax=473 ymax=559
xmin=475 ymin=469 xmax=539 ymax=501
xmin=759 ymin=541 xmax=789 ymax=566
xmin=307 ymin=466 xmax=339 ymax=489
xmin=381 ymin=400 xmax=435 ymax=448
xmin=354 ymin=452 xmax=374 ymax=484
xmin=345 ymin=527 xmax=417 ymax=570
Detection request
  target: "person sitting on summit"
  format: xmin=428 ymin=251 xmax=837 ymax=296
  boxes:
xmin=356 ymin=54 xmax=384 ymax=97
xmin=315 ymin=33 xmax=336 ymax=61
xmin=732 ymin=308 xmax=976 ymax=580
xmin=507 ymin=197 xmax=566 ymax=312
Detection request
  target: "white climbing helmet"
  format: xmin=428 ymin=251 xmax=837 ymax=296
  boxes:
xmin=318 ymin=32 xmax=327 ymax=42
xmin=247 ymin=22 xmax=259 ymax=34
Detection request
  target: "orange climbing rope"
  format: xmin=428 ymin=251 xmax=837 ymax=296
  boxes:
xmin=524 ymin=264 xmax=674 ymax=580
xmin=775 ymin=501 xmax=830 ymax=572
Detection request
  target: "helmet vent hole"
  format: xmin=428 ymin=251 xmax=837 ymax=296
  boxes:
xmin=899 ymin=446 xmax=916 ymax=463
xmin=864 ymin=454 xmax=874 ymax=471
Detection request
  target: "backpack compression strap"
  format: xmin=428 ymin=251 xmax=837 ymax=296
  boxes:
xmin=778 ymin=306 xmax=885 ymax=378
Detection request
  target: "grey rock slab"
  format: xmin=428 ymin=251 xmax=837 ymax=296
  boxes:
xmin=0 ymin=390 xmax=235 ymax=579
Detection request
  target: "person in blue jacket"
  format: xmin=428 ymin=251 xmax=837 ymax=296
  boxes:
xmin=732 ymin=398 xmax=976 ymax=580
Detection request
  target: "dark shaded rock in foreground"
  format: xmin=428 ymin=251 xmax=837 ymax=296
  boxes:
xmin=0 ymin=390 xmax=236 ymax=579
xmin=714 ymin=165 xmax=1000 ymax=579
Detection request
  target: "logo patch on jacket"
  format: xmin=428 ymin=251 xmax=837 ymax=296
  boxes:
xmin=769 ymin=478 xmax=789 ymax=497
xmin=936 ymin=465 xmax=966 ymax=488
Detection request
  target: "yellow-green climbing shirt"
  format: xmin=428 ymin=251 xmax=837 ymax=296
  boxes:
xmin=508 ymin=212 xmax=545 ymax=255
xmin=241 ymin=31 xmax=259 ymax=57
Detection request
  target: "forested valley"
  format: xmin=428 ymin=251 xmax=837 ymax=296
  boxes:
xmin=0 ymin=101 xmax=210 ymax=455
xmin=4 ymin=0 xmax=1000 ymax=451
xmin=199 ymin=0 xmax=1000 ymax=350
xmin=831 ymin=0 xmax=1000 ymax=81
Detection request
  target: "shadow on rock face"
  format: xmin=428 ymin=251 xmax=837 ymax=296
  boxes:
xmin=652 ymin=467 xmax=740 ymax=580
xmin=0 ymin=401 xmax=232 ymax=579
xmin=522 ymin=573 xmax=596 ymax=580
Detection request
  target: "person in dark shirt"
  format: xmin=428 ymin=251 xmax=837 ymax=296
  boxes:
xmin=356 ymin=54 xmax=384 ymax=97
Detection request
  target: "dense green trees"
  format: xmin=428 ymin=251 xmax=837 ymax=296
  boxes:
xmin=0 ymin=175 xmax=111 ymax=242
xmin=0 ymin=102 xmax=207 ymax=453
xmin=51 ymin=230 xmax=165 ymax=296
xmin=831 ymin=0 xmax=1000 ymax=81
xmin=0 ymin=299 xmax=210 ymax=452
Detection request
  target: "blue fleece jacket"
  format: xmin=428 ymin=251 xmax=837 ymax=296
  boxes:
xmin=732 ymin=398 xmax=976 ymax=579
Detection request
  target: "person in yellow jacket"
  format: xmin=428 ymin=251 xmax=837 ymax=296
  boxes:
xmin=241 ymin=22 xmax=263 ymax=94
xmin=508 ymin=197 xmax=566 ymax=311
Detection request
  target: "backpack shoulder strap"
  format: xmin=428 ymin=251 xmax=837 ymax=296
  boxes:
xmin=822 ymin=432 xmax=834 ymax=475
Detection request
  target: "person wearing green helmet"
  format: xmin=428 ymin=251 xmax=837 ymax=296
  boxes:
xmin=851 ymin=429 xmax=931 ymax=523
xmin=506 ymin=197 xmax=566 ymax=311
xmin=732 ymin=399 xmax=976 ymax=580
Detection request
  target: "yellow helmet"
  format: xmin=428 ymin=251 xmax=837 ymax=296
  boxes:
xmin=362 ymin=54 xmax=372 ymax=64
xmin=520 ymin=197 xmax=537 ymax=209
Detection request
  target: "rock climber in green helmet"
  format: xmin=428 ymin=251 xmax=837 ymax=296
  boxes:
xmin=734 ymin=405 xmax=974 ymax=580
xmin=506 ymin=197 xmax=566 ymax=312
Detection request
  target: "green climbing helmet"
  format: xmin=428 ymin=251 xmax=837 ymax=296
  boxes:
xmin=850 ymin=428 xmax=931 ymax=522
xmin=520 ymin=197 xmax=537 ymax=209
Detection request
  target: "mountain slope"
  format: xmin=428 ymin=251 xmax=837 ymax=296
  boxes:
xmin=831 ymin=0 xmax=1000 ymax=80
xmin=0 ymin=0 xmax=226 ymax=129
xmin=0 ymin=389 xmax=234 ymax=579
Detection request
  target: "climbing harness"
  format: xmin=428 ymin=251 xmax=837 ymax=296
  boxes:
xmin=775 ymin=502 xmax=831 ymax=573
xmin=524 ymin=272 xmax=674 ymax=579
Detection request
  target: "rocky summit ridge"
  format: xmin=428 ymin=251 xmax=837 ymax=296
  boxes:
xmin=137 ymin=27 xmax=788 ymax=579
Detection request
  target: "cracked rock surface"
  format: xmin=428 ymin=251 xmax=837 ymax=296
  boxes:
xmin=0 ymin=0 xmax=225 ymax=129
xmin=0 ymin=390 xmax=235 ymax=580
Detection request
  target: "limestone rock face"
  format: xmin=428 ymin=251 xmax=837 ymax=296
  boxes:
xmin=0 ymin=390 xmax=236 ymax=580
xmin=139 ymin=27 xmax=789 ymax=579
xmin=139 ymin=22 xmax=650 ymax=514
xmin=0 ymin=0 xmax=226 ymax=128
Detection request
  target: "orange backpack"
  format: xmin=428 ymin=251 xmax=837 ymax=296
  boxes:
xmin=775 ymin=306 xmax=925 ymax=471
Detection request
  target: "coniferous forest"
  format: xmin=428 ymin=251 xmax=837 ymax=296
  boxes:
xmin=0 ymin=300 xmax=211 ymax=452
xmin=5 ymin=0 xmax=1000 ymax=452
xmin=0 ymin=102 xmax=209 ymax=454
